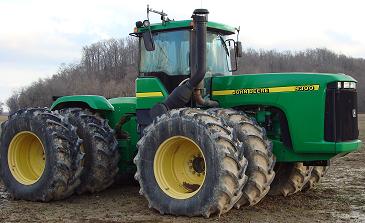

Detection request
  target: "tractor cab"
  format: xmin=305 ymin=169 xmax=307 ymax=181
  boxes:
xmin=130 ymin=7 xmax=241 ymax=93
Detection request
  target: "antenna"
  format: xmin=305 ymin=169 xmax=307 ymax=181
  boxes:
xmin=146 ymin=5 xmax=171 ymax=24
xmin=235 ymin=26 xmax=241 ymax=42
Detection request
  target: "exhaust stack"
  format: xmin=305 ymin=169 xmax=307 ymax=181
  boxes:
xmin=150 ymin=9 xmax=215 ymax=118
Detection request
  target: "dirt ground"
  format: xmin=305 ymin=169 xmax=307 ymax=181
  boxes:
xmin=0 ymin=115 xmax=364 ymax=223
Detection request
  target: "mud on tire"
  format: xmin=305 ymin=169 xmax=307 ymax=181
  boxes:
xmin=208 ymin=108 xmax=275 ymax=208
xmin=302 ymin=165 xmax=330 ymax=192
xmin=269 ymin=162 xmax=313 ymax=196
xmin=60 ymin=108 xmax=119 ymax=194
xmin=134 ymin=108 xmax=248 ymax=217
xmin=0 ymin=108 xmax=83 ymax=201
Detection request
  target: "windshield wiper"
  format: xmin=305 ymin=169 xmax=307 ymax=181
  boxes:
xmin=219 ymin=35 xmax=229 ymax=56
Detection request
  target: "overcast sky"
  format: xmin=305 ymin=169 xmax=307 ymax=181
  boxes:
xmin=1 ymin=0 xmax=365 ymax=109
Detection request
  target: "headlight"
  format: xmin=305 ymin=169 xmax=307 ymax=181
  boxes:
xmin=350 ymin=82 xmax=356 ymax=89
xmin=336 ymin=81 xmax=356 ymax=89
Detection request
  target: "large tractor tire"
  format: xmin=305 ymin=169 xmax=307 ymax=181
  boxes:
xmin=0 ymin=108 xmax=83 ymax=201
xmin=60 ymin=108 xmax=119 ymax=194
xmin=208 ymin=108 xmax=275 ymax=208
xmin=302 ymin=165 xmax=330 ymax=192
xmin=134 ymin=108 xmax=248 ymax=217
xmin=269 ymin=162 xmax=313 ymax=196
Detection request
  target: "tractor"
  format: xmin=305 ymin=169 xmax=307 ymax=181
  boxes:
xmin=0 ymin=7 xmax=361 ymax=217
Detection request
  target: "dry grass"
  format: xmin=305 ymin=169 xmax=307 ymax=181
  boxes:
xmin=0 ymin=115 xmax=7 ymax=123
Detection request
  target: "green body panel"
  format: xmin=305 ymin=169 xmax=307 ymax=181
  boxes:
xmin=51 ymin=72 xmax=361 ymax=168
xmin=272 ymin=140 xmax=335 ymax=161
xmin=136 ymin=20 xmax=235 ymax=35
xmin=272 ymin=140 xmax=362 ymax=162
xmin=211 ymin=72 xmax=361 ymax=161
xmin=135 ymin=77 xmax=168 ymax=109
xmin=51 ymin=95 xmax=114 ymax=111
xmin=106 ymin=97 xmax=138 ymax=173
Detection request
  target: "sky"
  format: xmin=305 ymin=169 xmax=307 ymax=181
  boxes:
xmin=1 ymin=0 xmax=365 ymax=110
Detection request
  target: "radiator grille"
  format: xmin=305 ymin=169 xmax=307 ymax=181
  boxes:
xmin=324 ymin=82 xmax=359 ymax=142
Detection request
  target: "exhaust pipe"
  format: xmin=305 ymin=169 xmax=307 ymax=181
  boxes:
xmin=150 ymin=9 xmax=216 ymax=118
xmin=189 ymin=9 xmax=208 ymax=87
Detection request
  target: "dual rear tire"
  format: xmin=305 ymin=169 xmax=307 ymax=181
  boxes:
xmin=60 ymin=108 xmax=119 ymax=194
xmin=0 ymin=108 xmax=119 ymax=201
xmin=0 ymin=108 xmax=83 ymax=201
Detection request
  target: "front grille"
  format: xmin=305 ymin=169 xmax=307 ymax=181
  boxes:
xmin=324 ymin=82 xmax=359 ymax=142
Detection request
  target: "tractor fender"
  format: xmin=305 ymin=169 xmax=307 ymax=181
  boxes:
xmin=51 ymin=95 xmax=114 ymax=111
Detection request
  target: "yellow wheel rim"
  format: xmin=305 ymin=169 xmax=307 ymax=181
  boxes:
xmin=8 ymin=131 xmax=46 ymax=185
xmin=154 ymin=136 xmax=206 ymax=199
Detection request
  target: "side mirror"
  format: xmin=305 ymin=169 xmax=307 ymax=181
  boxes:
xmin=235 ymin=41 xmax=242 ymax=57
xmin=142 ymin=31 xmax=155 ymax=51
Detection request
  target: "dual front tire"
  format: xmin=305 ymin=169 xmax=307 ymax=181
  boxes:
xmin=135 ymin=108 xmax=247 ymax=217
xmin=136 ymin=108 xmax=330 ymax=217
xmin=269 ymin=162 xmax=330 ymax=196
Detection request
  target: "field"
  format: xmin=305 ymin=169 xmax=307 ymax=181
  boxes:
xmin=0 ymin=115 xmax=364 ymax=222
xmin=0 ymin=115 xmax=7 ymax=123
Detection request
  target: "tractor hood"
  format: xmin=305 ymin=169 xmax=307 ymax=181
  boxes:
xmin=211 ymin=72 xmax=356 ymax=106
xmin=211 ymin=72 xmax=359 ymax=156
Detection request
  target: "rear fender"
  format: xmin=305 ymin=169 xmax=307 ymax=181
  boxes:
xmin=51 ymin=95 xmax=114 ymax=111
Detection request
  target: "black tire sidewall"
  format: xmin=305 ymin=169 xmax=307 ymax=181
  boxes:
xmin=73 ymin=120 xmax=94 ymax=180
xmin=61 ymin=108 xmax=119 ymax=193
xmin=139 ymin=116 xmax=223 ymax=216
xmin=0 ymin=115 xmax=56 ymax=200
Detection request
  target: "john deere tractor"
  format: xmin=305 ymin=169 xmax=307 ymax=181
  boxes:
xmin=0 ymin=7 xmax=361 ymax=217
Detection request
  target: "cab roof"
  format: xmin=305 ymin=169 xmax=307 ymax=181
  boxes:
xmin=134 ymin=20 xmax=236 ymax=35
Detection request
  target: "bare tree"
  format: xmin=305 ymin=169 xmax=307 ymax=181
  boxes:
xmin=0 ymin=101 xmax=4 ymax=114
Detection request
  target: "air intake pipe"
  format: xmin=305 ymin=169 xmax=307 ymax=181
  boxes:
xmin=150 ymin=9 xmax=216 ymax=118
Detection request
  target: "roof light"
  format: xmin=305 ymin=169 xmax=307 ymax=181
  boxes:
xmin=143 ymin=20 xmax=150 ymax=27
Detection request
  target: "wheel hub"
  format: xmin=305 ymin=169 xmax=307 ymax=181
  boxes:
xmin=192 ymin=156 xmax=205 ymax=174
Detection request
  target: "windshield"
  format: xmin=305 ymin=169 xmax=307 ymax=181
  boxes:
xmin=139 ymin=30 xmax=232 ymax=76
xmin=140 ymin=30 xmax=190 ymax=76
xmin=206 ymin=32 xmax=232 ymax=76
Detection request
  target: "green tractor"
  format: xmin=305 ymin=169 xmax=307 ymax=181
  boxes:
xmin=0 ymin=7 xmax=361 ymax=217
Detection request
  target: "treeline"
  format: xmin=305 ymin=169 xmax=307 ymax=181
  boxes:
xmin=0 ymin=101 xmax=4 ymax=114
xmin=7 ymin=37 xmax=138 ymax=112
xmin=6 ymin=38 xmax=365 ymax=113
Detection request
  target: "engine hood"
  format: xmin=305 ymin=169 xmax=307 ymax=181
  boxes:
xmin=211 ymin=72 xmax=356 ymax=97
